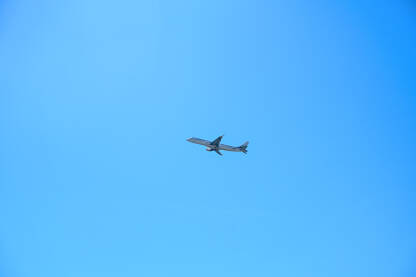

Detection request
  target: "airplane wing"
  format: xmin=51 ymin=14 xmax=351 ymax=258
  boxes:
xmin=210 ymin=135 xmax=223 ymax=147
xmin=215 ymin=149 xmax=223 ymax=156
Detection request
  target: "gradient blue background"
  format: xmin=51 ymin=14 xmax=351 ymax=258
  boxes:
xmin=1 ymin=1 xmax=415 ymax=276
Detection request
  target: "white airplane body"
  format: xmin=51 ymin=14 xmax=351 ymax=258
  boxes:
xmin=187 ymin=135 xmax=248 ymax=156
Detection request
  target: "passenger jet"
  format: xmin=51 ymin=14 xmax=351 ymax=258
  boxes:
xmin=187 ymin=135 xmax=248 ymax=156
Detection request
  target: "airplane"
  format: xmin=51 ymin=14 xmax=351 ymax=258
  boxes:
xmin=187 ymin=135 xmax=249 ymax=156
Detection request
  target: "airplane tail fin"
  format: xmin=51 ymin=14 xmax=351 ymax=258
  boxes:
xmin=240 ymin=141 xmax=249 ymax=154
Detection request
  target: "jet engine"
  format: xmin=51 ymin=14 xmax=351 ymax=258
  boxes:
xmin=206 ymin=147 xmax=214 ymax=151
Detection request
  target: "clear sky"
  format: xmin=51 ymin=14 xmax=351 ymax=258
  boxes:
xmin=1 ymin=1 xmax=415 ymax=277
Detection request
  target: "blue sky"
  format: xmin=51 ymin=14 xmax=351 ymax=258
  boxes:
xmin=1 ymin=1 xmax=415 ymax=276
